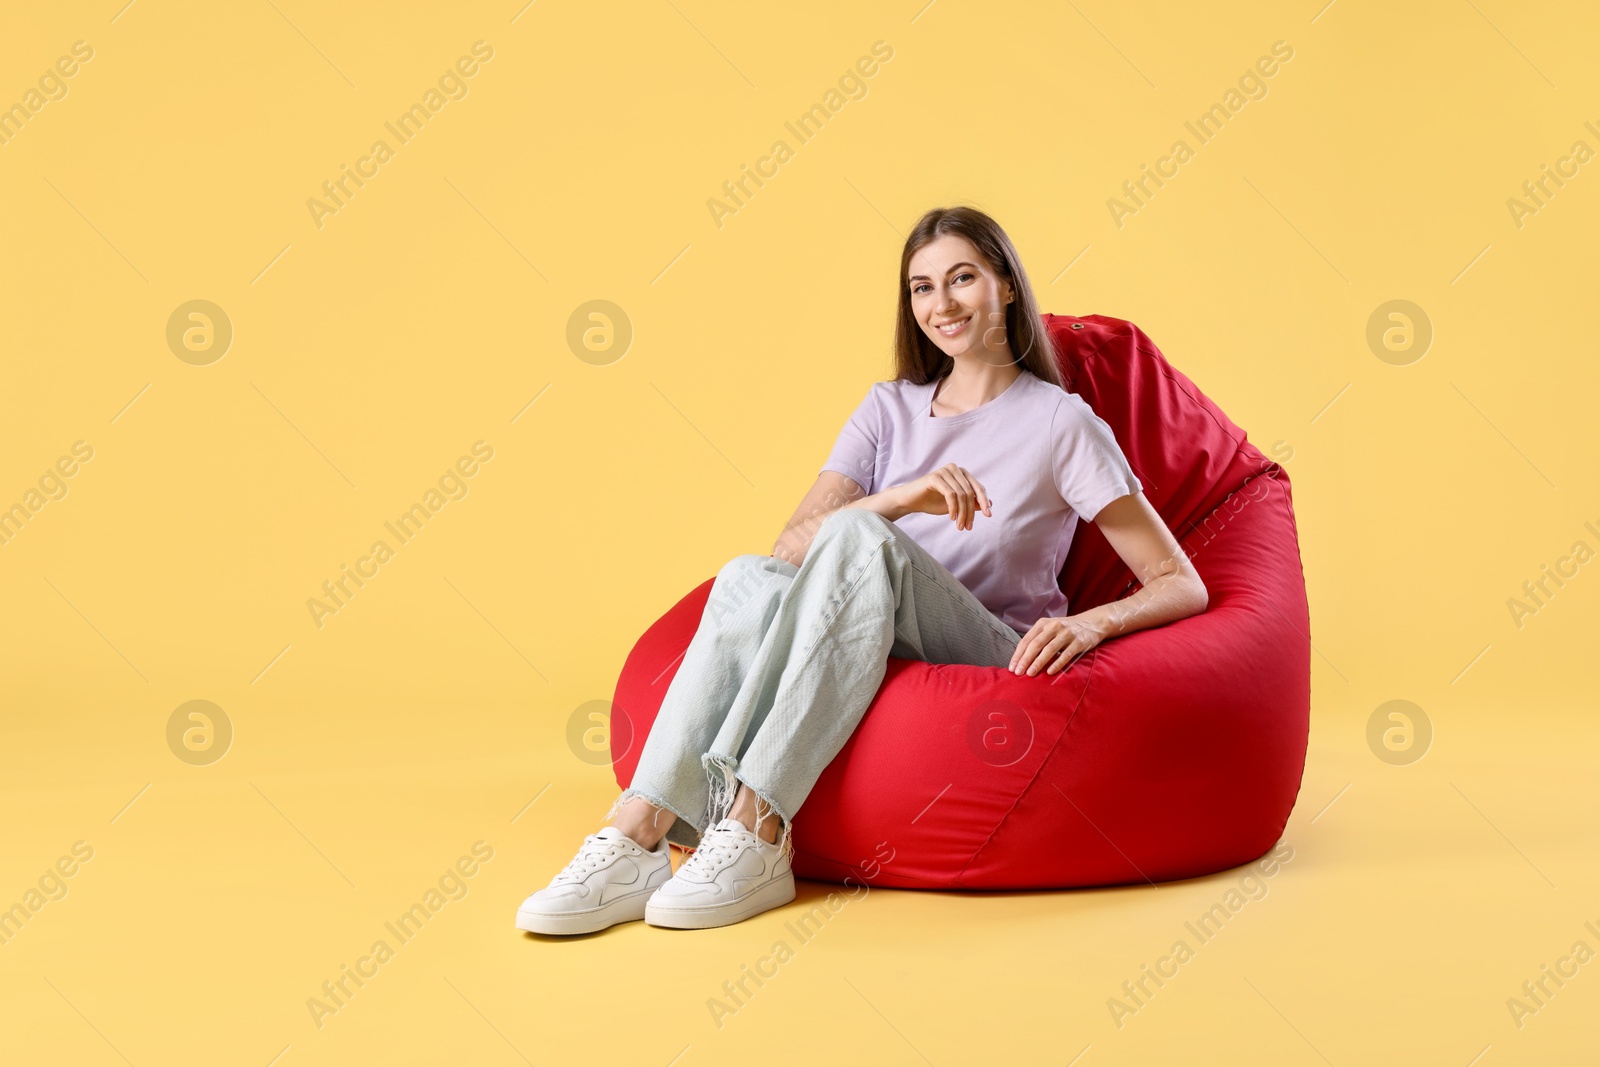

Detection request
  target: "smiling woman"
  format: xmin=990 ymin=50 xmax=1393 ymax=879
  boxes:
xmin=519 ymin=205 xmax=1218 ymax=936
xmin=824 ymin=209 xmax=1209 ymax=671
xmin=597 ymin=303 xmax=1310 ymax=899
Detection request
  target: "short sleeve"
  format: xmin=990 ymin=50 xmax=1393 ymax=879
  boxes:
xmin=819 ymin=384 xmax=882 ymax=495
xmin=1051 ymin=392 xmax=1141 ymax=522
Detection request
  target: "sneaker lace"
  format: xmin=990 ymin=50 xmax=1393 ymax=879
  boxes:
xmin=551 ymin=835 xmax=628 ymax=885
xmin=679 ymin=827 xmax=745 ymax=879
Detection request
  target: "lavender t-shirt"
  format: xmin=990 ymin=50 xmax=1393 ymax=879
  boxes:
xmin=819 ymin=369 xmax=1142 ymax=635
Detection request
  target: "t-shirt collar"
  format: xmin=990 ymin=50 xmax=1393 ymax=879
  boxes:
xmin=922 ymin=369 xmax=1031 ymax=424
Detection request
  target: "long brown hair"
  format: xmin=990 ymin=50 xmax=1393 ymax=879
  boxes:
xmin=891 ymin=205 xmax=1063 ymax=389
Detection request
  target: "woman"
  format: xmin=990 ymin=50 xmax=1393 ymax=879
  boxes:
xmin=516 ymin=206 xmax=1208 ymax=936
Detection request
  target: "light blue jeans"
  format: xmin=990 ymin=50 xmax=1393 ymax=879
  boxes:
xmin=604 ymin=506 xmax=1024 ymax=863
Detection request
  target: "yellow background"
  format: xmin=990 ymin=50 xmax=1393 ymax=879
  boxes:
xmin=2 ymin=1 xmax=1597 ymax=1063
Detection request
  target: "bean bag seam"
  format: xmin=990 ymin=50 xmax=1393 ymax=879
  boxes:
xmin=951 ymin=645 xmax=1100 ymax=888
xmin=1173 ymin=449 xmax=1273 ymax=544
xmin=1084 ymin=437 xmax=1263 ymax=607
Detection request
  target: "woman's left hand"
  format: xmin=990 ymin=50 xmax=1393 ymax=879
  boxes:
xmin=1008 ymin=612 xmax=1107 ymax=676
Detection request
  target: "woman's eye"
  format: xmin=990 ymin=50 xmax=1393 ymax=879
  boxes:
xmin=912 ymin=275 xmax=972 ymax=294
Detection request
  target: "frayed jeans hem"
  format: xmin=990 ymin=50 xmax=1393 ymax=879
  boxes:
xmin=603 ymin=788 xmax=705 ymax=851
xmin=704 ymin=751 xmax=795 ymax=865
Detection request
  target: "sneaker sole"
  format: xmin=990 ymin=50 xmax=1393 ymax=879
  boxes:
xmin=516 ymin=889 xmax=657 ymax=936
xmin=644 ymin=871 xmax=796 ymax=930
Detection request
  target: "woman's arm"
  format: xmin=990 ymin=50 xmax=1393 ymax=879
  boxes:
xmin=1010 ymin=491 xmax=1207 ymax=676
xmin=1084 ymin=490 xmax=1208 ymax=634
xmin=773 ymin=463 xmax=997 ymax=567
xmin=771 ymin=472 xmax=907 ymax=567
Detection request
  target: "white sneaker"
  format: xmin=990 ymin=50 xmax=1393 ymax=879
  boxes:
xmin=644 ymin=818 xmax=795 ymax=930
xmin=515 ymin=827 xmax=673 ymax=935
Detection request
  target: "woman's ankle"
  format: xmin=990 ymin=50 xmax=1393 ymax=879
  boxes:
xmin=610 ymin=794 xmax=676 ymax=849
xmin=728 ymin=786 xmax=783 ymax=844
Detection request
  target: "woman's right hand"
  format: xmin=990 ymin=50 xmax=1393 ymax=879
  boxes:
xmin=892 ymin=464 xmax=993 ymax=531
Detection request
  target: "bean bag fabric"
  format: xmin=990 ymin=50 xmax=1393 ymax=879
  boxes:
xmin=609 ymin=313 xmax=1310 ymax=890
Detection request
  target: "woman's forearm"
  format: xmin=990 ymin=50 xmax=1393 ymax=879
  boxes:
xmin=1082 ymin=566 xmax=1208 ymax=642
xmin=772 ymin=489 xmax=907 ymax=568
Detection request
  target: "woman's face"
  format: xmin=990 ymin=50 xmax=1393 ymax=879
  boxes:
xmin=907 ymin=234 xmax=1015 ymax=365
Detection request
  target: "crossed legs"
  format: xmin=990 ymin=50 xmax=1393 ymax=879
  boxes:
xmin=604 ymin=507 xmax=1021 ymax=856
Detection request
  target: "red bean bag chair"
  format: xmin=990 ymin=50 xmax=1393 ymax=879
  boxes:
xmin=609 ymin=313 xmax=1310 ymax=889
